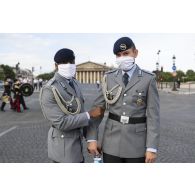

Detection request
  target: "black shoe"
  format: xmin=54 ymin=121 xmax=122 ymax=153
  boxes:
xmin=24 ymin=107 xmax=29 ymax=110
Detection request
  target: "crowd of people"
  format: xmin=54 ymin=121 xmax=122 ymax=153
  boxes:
xmin=33 ymin=78 xmax=44 ymax=91
xmin=0 ymin=77 xmax=29 ymax=112
xmin=0 ymin=76 xmax=45 ymax=112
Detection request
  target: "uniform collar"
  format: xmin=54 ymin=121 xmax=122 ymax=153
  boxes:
xmin=54 ymin=72 xmax=77 ymax=96
xmin=122 ymin=64 xmax=137 ymax=78
xmin=124 ymin=65 xmax=142 ymax=92
xmin=114 ymin=64 xmax=142 ymax=90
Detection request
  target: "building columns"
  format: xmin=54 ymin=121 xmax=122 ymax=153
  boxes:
xmin=93 ymin=71 xmax=96 ymax=83
xmin=76 ymin=72 xmax=78 ymax=80
xmin=90 ymin=71 xmax=93 ymax=84
xmin=97 ymin=71 xmax=100 ymax=82
xmin=86 ymin=71 xmax=89 ymax=83
xmin=82 ymin=72 xmax=85 ymax=83
xmin=76 ymin=70 xmax=107 ymax=84
xmin=79 ymin=71 xmax=82 ymax=83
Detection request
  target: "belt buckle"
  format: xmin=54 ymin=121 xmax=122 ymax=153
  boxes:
xmin=120 ymin=116 xmax=129 ymax=124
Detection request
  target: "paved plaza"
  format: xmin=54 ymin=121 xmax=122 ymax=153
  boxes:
xmin=0 ymin=84 xmax=195 ymax=163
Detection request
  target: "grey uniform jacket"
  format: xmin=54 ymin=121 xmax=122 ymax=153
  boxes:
xmin=40 ymin=73 xmax=89 ymax=163
xmin=87 ymin=65 xmax=160 ymax=158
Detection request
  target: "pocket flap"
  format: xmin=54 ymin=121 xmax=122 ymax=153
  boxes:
xmin=52 ymin=128 xmax=62 ymax=138
xmin=135 ymin=123 xmax=147 ymax=133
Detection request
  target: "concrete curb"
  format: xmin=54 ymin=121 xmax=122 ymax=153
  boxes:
xmin=159 ymin=89 xmax=195 ymax=95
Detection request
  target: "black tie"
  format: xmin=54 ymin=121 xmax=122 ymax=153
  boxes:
xmin=69 ymin=79 xmax=76 ymax=91
xmin=123 ymin=73 xmax=129 ymax=86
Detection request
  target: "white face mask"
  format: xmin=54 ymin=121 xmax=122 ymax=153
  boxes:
xmin=116 ymin=56 xmax=135 ymax=71
xmin=58 ymin=63 xmax=76 ymax=79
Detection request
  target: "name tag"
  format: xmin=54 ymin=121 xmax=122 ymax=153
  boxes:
xmin=120 ymin=116 xmax=129 ymax=124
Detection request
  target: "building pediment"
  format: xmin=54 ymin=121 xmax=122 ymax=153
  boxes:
xmin=76 ymin=61 xmax=113 ymax=84
xmin=76 ymin=61 xmax=110 ymax=71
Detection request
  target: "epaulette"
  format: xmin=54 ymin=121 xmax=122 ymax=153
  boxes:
xmin=105 ymin=69 xmax=118 ymax=75
xmin=142 ymin=69 xmax=155 ymax=76
xmin=138 ymin=69 xmax=143 ymax=77
xmin=45 ymin=77 xmax=55 ymax=87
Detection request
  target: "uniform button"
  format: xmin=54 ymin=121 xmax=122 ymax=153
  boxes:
xmin=61 ymin=135 xmax=64 ymax=138
xmin=123 ymin=102 xmax=126 ymax=105
xmin=124 ymin=94 xmax=127 ymax=97
xmin=123 ymin=112 xmax=126 ymax=115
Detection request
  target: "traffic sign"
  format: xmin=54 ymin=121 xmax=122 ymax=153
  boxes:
xmin=172 ymin=65 xmax=176 ymax=71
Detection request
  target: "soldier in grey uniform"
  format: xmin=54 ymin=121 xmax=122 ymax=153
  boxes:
xmin=87 ymin=37 xmax=160 ymax=163
xmin=39 ymin=48 xmax=104 ymax=163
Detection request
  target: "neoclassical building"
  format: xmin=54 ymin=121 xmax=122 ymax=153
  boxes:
xmin=76 ymin=61 xmax=112 ymax=84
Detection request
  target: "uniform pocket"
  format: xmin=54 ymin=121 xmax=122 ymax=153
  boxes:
xmin=52 ymin=128 xmax=63 ymax=138
xmin=135 ymin=123 xmax=147 ymax=133
xmin=49 ymin=128 xmax=66 ymax=158
xmin=52 ymin=127 xmax=78 ymax=138
xmin=132 ymin=90 xmax=147 ymax=106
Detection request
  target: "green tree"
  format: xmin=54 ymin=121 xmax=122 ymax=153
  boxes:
xmin=0 ymin=66 xmax=4 ymax=80
xmin=37 ymin=71 xmax=55 ymax=80
xmin=176 ymin=70 xmax=185 ymax=79
xmin=186 ymin=69 xmax=195 ymax=81
xmin=160 ymin=72 xmax=173 ymax=82
xmin=0 ymin=64 xmax=16 ymax=80
xmin=186 ymin=69 xmax=194 ymax=76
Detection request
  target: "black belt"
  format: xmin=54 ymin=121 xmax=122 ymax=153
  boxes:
xmin=108 ymin=112 xmax=146 ymax=124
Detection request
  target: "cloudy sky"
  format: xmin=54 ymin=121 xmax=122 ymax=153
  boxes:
xmin=0 ymin=33 xmax=195 ymax=75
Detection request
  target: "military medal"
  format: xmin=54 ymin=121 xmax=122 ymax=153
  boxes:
xmin=136 ymin=98 xmax=144 ymax=106
xmin=136 ymin=91 xmax=144 ymax=106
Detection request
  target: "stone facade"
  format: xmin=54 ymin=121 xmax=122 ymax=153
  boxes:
xmin=76 ymin=61 xmax=112 ymax=84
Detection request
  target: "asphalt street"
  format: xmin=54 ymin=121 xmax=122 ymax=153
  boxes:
xmin=0 ymin=84 xmax=195 ymax=163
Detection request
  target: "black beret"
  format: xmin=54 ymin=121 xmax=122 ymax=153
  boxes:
xmin=113 ymin=37 xmax=135 ymax=54
xmin=54 ymin=48 xmax=75 ymax=64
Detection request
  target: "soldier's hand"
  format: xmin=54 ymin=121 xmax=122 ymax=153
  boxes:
xmin=145 ymin=151 xmax=157 ymax=163
xmin=87 ymin=141 xmax=101 ymax=155
xmin=88 ymin=107 xmax=105 ymax=118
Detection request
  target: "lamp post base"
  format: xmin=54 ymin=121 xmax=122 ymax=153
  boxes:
xmin=172 ymin=81 xmax=177 ymax=91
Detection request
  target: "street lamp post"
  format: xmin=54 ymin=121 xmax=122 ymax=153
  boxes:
xmin=157 ymin=50 xmax=161 ymax=62
xmin=160 ymin=66 xmax=163 ymax=89
xmin=156 ymin=62 xmax=159 ymax=88
xmin=172 ymin=55 xmax=177 ymax=91
xmin=156 ymin=50 xmax=161 ymax=89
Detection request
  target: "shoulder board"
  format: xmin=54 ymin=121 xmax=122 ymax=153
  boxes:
xmin=45 ymin=77 xmax=55 ymax=87
xmin=142 ymin=69 xmax=155 ymax=76
xmin=105 ymin=69 xmax=118 ymax=75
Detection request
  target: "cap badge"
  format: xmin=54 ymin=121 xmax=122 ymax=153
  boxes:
xmin=120 ymin=44 xmax=127 ymax=51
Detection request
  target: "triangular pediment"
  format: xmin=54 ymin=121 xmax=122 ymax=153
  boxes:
xmin=76 ymin=61 xmax=110 ymax=70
